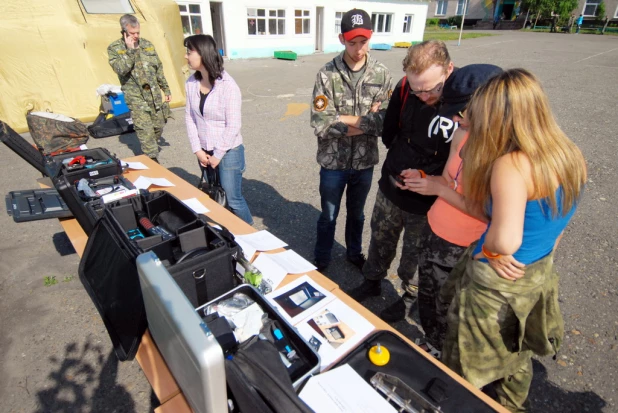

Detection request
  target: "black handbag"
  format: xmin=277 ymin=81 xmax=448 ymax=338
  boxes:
xmin=198 ymin=163 xmax=229 ymax=209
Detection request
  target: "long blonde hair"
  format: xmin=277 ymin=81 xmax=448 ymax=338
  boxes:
xmin=463 ymin=68 xmax=586 ymax=217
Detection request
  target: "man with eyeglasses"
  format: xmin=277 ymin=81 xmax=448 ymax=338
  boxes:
xmin=350 ymin=40 xmax=460 ymax=323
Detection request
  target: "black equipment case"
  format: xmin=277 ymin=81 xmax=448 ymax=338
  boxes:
xmin=79 ymin=190 xmax=240 ymax=360
xmin=5 ymin=188 xmax=73 ymax=222
xmin=334 ymin=331 xmax=495 ymax=412
xmin=88 ymin=112 xmax=134 ymax=139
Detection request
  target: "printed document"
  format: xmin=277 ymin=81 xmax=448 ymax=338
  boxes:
xmin=235 ymin=230 xmax=287 ymax=251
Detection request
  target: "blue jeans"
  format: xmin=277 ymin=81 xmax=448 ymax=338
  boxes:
xmin=219 ymin=145 xmax=253 ymax=225
xmin=314 ymin=166 xmax=374 ymax=266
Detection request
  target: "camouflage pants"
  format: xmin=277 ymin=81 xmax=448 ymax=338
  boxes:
xmin=441 ymin=248 xmax=562 ymax=412
xmin=417 ymin=224 xmax=467 ymax=351
xmin=127 ymin=99 xmax=165 ymax=159
xmin=363 ymin=190 xmax=427 ymax=294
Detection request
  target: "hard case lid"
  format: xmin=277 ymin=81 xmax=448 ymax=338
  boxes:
xmin=137 ymin=251 xmax=227 ymax=413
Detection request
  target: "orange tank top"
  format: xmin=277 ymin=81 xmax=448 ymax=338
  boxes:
xmin=427 ymin=132 xmax=487 ymax=247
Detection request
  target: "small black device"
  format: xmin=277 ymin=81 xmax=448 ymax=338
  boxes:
xmin=389 ymin=174 xmax=405 ymax=187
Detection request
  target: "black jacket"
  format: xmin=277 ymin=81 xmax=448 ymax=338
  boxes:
xmin=378 ymin=70 xmax=459 ymax=215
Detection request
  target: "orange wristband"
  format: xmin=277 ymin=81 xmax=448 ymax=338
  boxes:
xmin=482 ymin=244 xmax=502 ymax=259
xmin=418 ymin=169 xmax=427 ymax=179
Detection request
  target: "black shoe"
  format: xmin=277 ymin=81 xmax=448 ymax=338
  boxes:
xmin=380 ymin=292 xmax=416 ymax=323
xmin=314 ymin=260 xmax=328 ymax=273
xmin=150 ymin=157 xmax=160 ymax=164
xmin=348 ymin=278 xmax=382 ymax=302
xmin=347 ymin=254 xmax=366 ymax=271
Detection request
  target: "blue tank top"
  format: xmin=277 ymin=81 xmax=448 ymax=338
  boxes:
xmin=473 ymin=188 xmax=577 ymax=264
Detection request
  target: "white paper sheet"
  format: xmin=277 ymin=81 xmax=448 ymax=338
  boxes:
xmin=79 ymin=144 xmax=88 ymax=150
xmin=133 ymin=176 xmax=175 ymax=190
xmin=267 ymin=250 xmax=316 ymax=274
xmin=234 ymin=230 xmax=287 ymax=251
xmin=252 ymin=253 xmax=287 ymax=290
xmin=295 ymin=299 xmax=374 ymax=371
xmin=133 ymin=176 xmax=152 ymax=190
xmin=125 ymin=161 xmax=149 ymax=170
xmin=235 ymin=238 xmax=257 ymax=261
xmin=299 ymin=364 xmax=397 ymax=413
xmin=182 ymin=198 xmax=209 ymax=214
xmin=148 ymin=177 xmax=175 ymax=187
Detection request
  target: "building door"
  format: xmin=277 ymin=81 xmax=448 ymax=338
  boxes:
xmin=315 ymin=7 xmax=324 ymax=52
xmin=209 ymin=2 xmax=226 ymax=56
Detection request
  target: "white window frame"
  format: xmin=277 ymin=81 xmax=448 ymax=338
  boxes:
xmin=456 ymin=0 xmax=467 ymax=16
xmin=247 ymin=8 xmax=286 ymax=36
xmin=403 ymin=14 xmax=414 ymax=33
xmin=371 ymin=13 xmax=393 ymax=33
xmin=178 ymin=3 xmax=204 ymax=36
xmin=80 ymin=0 xmax=133 ymax=14
xmin=335 ymin=11 xmax=344 ymax=36
xmin=614 ymin=4 xmax=618 ymax=18
xmin=436 ymin=0 xmax=448 ymax=16
xmin=582 ymin=0 xmax=600 ymax=16
xmin=295 ymin=9 xmax=311 ymax=35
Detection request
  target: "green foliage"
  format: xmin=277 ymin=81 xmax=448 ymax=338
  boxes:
xmin=522 ymin=0 xmax=578 ymax=19
xmin=596 ymin=0 xmax=606 ymax=18
xmin=447 ymin=16 xmax=463 ymax=27
xmin=426 ymin=18 xmax=440 ymax=26
xmin=554 ymin=0 xmax=579 ymax=18
xmin=63 ymin=275 xmax=74 ymax=282
xmin=424 ymin=31 xmax=495 ymax=41
xmin=44 ymin=276 xmax=58 ymax=287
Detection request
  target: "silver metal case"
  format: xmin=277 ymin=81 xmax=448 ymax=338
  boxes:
xmin=137 ymin=251 xmax=227 ymax=413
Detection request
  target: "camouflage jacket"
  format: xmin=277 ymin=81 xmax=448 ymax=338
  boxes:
xmin=310 ymin=52 xmax=392 ymax=170
xmin=107 ymin=37 xmax=170 ymax=110
xmin=441 ymin=246 xmax=564 ymax=388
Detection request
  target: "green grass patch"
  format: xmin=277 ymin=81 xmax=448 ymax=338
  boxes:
xmin=44 ymin=276 xmax=58 ymax=287
xmin=63 ymin=275 xmax=74 ymax=283
xmin=423 ymin=31 xmax=496 ymax=41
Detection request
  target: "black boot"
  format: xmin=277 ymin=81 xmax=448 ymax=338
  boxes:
xmin=380 ymin=292 xmax=416 ymax=322
xmin=348 ymin=279 xmax=382 ymax=302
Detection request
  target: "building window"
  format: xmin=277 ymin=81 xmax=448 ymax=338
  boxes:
xmin=456 ymin=0 xmax=467 ymax=16
xmin=80 ymin=0 xmax=133 ymax=14
xmin=295 ymin=9 xmax=311 ymax=34
xmin=179 ymin=4 xmax=203 ymax=35
xmin=247 ymin=8 xmax=286 ymax=35
xmin=371 ymin=13 xmax=393 ymax=33
xmin=614 ymin=4 xmax=618 ymax=18
xmin=403 ymin=14 xmax=414 ymax=33
xmin=335 ymin=11 xmax=344 ymax=35
xmin=436 ymin=0 xmax=448 ymax=16
xmin=583 ymin=0 xmax=600 ymax=16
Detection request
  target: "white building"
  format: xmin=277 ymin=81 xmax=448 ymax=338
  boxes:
xmin=175 ymin=0 xmax=429 ymax=59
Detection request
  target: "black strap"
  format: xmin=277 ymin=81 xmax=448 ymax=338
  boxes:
xmin=177 ymin=247 xmax=211 ymax=305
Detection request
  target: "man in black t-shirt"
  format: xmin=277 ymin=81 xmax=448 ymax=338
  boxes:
xmin=349 ymin=41 xmax=458 ymax=322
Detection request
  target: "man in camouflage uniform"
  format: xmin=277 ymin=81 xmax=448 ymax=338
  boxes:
xmin=310 ymin=8 xmax=392 ymax=272
xmin=108 ymin=14 xmax=171 ymax=162
xmin=441 ymin=246 xmax=564 ymax=412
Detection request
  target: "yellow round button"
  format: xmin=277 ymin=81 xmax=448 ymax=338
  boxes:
xmin=368 ymin=343 xmax=390 ymax=366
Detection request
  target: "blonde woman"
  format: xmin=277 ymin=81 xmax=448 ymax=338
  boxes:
xmin=441 ymin=69 xmax=587 ymax=412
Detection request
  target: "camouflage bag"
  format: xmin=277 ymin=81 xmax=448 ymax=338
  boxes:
xmin=26 ymin=112 xmax=89 ymax=154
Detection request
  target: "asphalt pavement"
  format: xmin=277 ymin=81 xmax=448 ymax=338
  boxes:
xmin=0 ymin=30 xmax=616 ymax=412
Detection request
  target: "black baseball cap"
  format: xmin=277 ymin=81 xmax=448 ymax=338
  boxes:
xmin=440 ymin=64 xmax=503 ymax=118
xmin=341 ymin=9 xmax=373 ymax=41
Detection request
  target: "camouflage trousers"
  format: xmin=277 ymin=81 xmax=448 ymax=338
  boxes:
xmin=441 ymin=246 xmax=563 ymax=412
xmin=127 ymin=99 xmax=165 ymax=159
xmin=417 ymin=224 xmax=467 ymax=351
xmin=363 ymin=190 xmax=427 ymax=294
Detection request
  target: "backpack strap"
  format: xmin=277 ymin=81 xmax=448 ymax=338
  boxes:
xmin=399 ymin=76 xmax=410 ymax=128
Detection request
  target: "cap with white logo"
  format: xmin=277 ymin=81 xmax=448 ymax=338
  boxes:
xmin=341 ymin=9 xmax=373 ymax=41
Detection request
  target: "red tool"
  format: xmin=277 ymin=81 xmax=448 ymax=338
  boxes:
xmin=68 ymin=155 xmax=87 ymax=166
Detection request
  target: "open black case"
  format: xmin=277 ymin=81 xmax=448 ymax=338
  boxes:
xmin=79 ymin=190 xmax=240 ymax=360
xmin=334 ymin=330 xmax=495 ymax=412
xmin=1 ymin=119 xmax=127 ymax=229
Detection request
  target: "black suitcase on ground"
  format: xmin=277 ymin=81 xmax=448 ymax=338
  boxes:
xmin=87 ymin=112 xmax=134 ymax=139
xmin=79 ymin=190 xmax=240 ymax=360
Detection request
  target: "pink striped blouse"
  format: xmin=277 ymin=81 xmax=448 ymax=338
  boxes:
xmin=185 ymin=70 xmax=243 ymax=160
